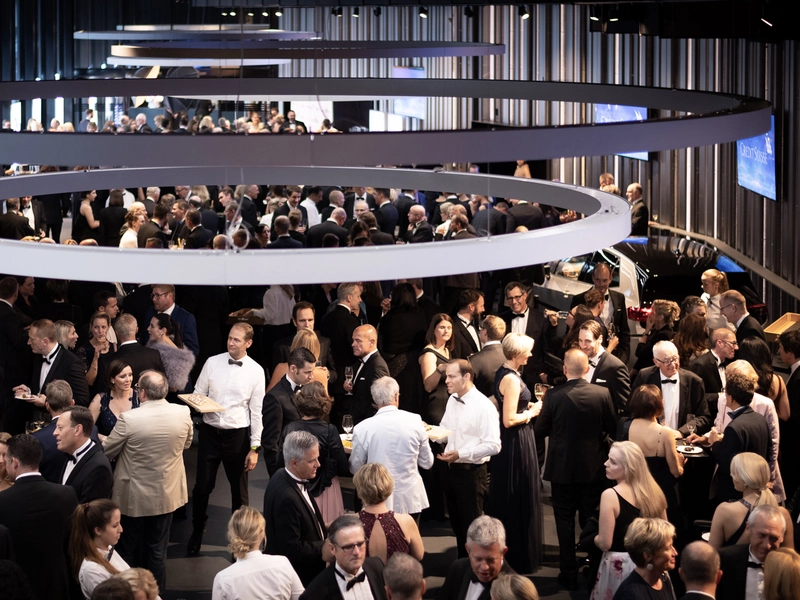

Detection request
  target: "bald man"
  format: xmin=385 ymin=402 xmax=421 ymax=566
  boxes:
xmin=344 ymin=325 xmax=390 ymax=424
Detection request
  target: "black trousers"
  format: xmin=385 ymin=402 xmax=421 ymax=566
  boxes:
xmin=551 ymin=481 xmax=604 ymax=575
xmin=443 ymin=462 xmax=488 ymax=558
xmin=191 ymin=423 xmax=250 ymax=528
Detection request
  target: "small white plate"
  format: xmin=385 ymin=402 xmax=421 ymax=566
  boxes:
xmin=677 ymin=445 xmax=703 ymax=455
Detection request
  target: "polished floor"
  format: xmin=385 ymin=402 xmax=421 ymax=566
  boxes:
xmin=163 ymin=434 xmax=590 ymax=600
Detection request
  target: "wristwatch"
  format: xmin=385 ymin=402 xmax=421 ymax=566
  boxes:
xmin=250 ymin=446 xmax=261 ymax=454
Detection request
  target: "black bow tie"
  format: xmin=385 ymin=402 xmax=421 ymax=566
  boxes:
xmin=44 ymin=349 xmax=59 ymax=365
xmin=511 ymin=312 xmax=526 ymax=319
xmin=68 ymin=443 xmax=92 ymax=464
xmin=747 ymin=561 xmax=763 ymax=570
xmin=589 ymin=360 xmax=597 ymax=368
xmin=605 ymin=294 xmax=609 ymax=301
xmin=661 ymin=379 xmax=677 ymax=384
xmin=228 ymin=359 xmax=243 ymax=367
xmin=469 ymin=571 xmax=491 ymax=589
xmin=336 ymin=569 xmax=367 ymax=590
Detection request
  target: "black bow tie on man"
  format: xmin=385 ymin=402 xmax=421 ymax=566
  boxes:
xmin=662 ymin=379 xmax=677 ymax=384
xmin=336 ymin=569 xmax=367 ymax=590
xmin=228 ymin=359 xmax=243 ymax=367
xmin=469 ymin=570 xmax=491 ymax=589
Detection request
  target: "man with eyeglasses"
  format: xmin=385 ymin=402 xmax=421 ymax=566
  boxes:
xmin=688 ymin=328 xmax=739 ymax=423
xmin=719 ymin=290 xmax=766 ymax=346
xmin=139 ymin=284 xmax=199 ymax=357
xmin=300 ymin=514 xmax=387 ymax=600
xmin=632 ymin=340 xmax=710 ymax=438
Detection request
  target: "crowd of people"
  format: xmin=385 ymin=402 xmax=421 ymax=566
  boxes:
xmin=0 ymin=170 xmax=799 ymax=600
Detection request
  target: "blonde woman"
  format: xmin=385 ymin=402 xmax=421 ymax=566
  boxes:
xmin=267 ymin=329 xmax=328 ymax=392
xmin=115 ymin=568 xmax=160 ymax=600
xmin=764 ymin=548 xmax=800 ymax=600
xmin=491 ymin=574 xmax=539 ymax=600
xmin=701 ymin=268 xmax=731 ymax=330
xmin=615 ymin=518 xmax=677 ymax=599
xmin=708 ymin=452 xmax=793 ymax=550
xmin=591 ymin=442 xmax=668 ymax=600
xmin=211 ymin=506 xmax=303 ymax=600
xmin=55 ymin=320 xmax=79 ymax=350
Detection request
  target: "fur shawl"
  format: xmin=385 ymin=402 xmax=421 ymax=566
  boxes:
xmin=147 ymin=340 xmax=195 ymax=390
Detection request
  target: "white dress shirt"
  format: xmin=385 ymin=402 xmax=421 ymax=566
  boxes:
xmin=211 ymin=551 xmax=304 ymax=600
xmin=20 ymin=202 xmax=36 ymax=230
xmin=439 ymin=385 xmax=501 ymax=464
xmin=660 ymin=374 xmax=680 ymax=430
xmin=334 ymin=564 xmax=374 ymax=600
xmin=62 ymin=438 xmax=94 ymax=484
xmin=349 ymin=405 xmax=435 ymax=513
xmin=354 ymin=349 xmax=378 ymax=381
xmin=744 ymin=549 xmax=764 ymax=600
xmin=791 ymin=360 xmax=800 ymax=377
xmin=585 ymin=346 xmax=605 ymax=382
xmin=600 ymin=293 xmax=614 ymax=326
xmin=465 ymin=580 xmax=488 ymax=600
xmin=39 ymin=344 xmax=61 ymax=390
xmin=510 ymin=309 xmax=529 ymax=336
xmin=194 ymin=352 xmax=266 ymax=446
xmin=254 ymin=287 xmax=295 ymax=325
xmin=300 ymin=198 xmax=321 ymax=226
xmin=79 ymin=548 xmax=131 ymax=599
xmin=702 ymin=293 xmax=734 ymax=331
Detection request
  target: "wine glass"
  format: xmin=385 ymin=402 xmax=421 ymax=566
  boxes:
xmin=686 ymin=414 xmax=696 ymax=447
xmin=344 ymin=366 xmax=354 ymax=395
xmin=534 ymin=383 xmax=546 ymax=402
xmin=608 ymin=322 xmax=616 ymax=338
xmin=342 ymin=415 xmax=354 ymax=440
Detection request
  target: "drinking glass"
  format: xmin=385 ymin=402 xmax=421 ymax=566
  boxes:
xmin=344 ymin=366 xmax=354 ymax=394
xmin=342 ymin=415 xmax=354 ymax=440
xmin=534 ymin=383 xmax=546 ymax=402
xmin=686 ymin=414 xmax=696 ymax=446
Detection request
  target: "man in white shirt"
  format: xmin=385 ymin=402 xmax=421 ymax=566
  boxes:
xmin=349 ymin=377 xmax=434 ymax=516
xmin=300 ymin=186 xmax=323 ymax=227
xmin=438 ymin=359 xmax=501 ymax=558
xmin=188 ymin=323 xmax=266 ymax=556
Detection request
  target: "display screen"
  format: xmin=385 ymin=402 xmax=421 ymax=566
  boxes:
xmin=594 ymin=104 xmax=648 ymax=161
xmin=392 ymin=66 xmax=426 ymax=121
xmin=287 ymin=101 xmax=333 ymax=134
xmin=737 ymin=115 xmax=776 ymax=201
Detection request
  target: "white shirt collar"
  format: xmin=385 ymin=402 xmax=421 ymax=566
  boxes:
xmin=483 ymin=340 xmax=501 ymax=346
xmin=376 ymin=405 xmax=398 ymax=414
xmin=791 ymin=360 xmax=800 ymax=376
xmin=120 ymin=340 xmax=138 ymax=346
xmin=360 ymin=349 xmax=378 ymax=363
xmin=14 ymin=472 xmax=41 ymax=481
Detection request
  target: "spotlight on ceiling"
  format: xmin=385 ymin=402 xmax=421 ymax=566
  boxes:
xmin=761 ymin=5 xmax=772 ymax=26
xmin=352 ymin=7 xmax=359 ymax=18
xmin=229 ymin=10 xmax=236 ymax=16
xmin=464 ymin=6 xmax=474 ymax=18
xmin=248 ymin=11 xmax=254 ymax=17
xmin=373 ymin=7 xmax=382 ymax=17
xmin=419 ymin=6 xmax=428 ymax=18
xmin=274 ymin=8 xmax=282 ymax=16
xmin=221 ymin=11 xmax=228 ymax=16
xmin=336 ymin=7 xmax=344 ymax=17
xmin=589 ymin=7 xmax=599 ymax=22
xmin=519 ymin=5 xmax=530 ymax=20
xmin=262 ymin=10 xmax=269 ymax=16
xmin=608 ymin=7 xmax=619 ymax=22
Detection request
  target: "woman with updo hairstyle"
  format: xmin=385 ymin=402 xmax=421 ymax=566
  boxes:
xmin=55 ymin=319 xmax=80 ymax=350
xmin=211 ymin=506 xmax=303 ymax=600
xmin=146 ymin=313 xmax=195 ymax=393
xmin=763 ymin=547 xmax=800 ymax=600
xmin=70 ymin=499 xmax=130 ymax=599
xmin=633 ymin=299 xmax=680 ymax=373
xmin=708 ymin=452 xmax=794 ymax=549
xmin=490 ymin=574 xmax=539 ymax=600
xmin=614 ymin=518 xmax=677 ymax=600
xmin=279 ymin=381 xmax=350 ymax=523
xmin=114 ymin=568 xmax=159 ymax=600
xmin=267 ymin=328 xmax=328 ymax=392
xmin=701 ymin=268 xmax=730 ymax=329
xmin=119 ymin=211 xmax=144 ymax=249
xmin=672 ymin=313 xmax=709 ymax=366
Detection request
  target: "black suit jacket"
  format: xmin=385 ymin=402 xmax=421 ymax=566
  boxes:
xmin=505 ymin=202 xmax=544 ymax=233
xmin=591 ymin=350 xmax=632 ymax=414
xmin=137 ymin=219 xmax=167 ymax=248
xmin=350 ymin=352 xmax=390 ymax=424
xmin=271 ymin=203 xmax=309 ymax=240
xmin=374 ymin=202 xmax=398 ymax=236
xmin=98 ymin=206 xmax=127 ymax=247
xmin=200 ymin=208 xmax=219 ymax=234
xmin=688 ymin=350 xmax=725 ymax=421
xmin=273 ymin=332 xmax=336 ymax=380
xmin=394 ymin=194 xmax=416 ymax=235
xmin=735 ymin=315 xmax=766 ymax=344
xmin=570 ymin=288 xmax=631 ymax=364
xmin=320 ymin=305 xmax=361 ymax=394
xmin=368 ymin=228 xmax=394 ymax=246
xmin=344 ymin=192 xmax=375 ymax=219
xmin=472 ymin=206 xmax=506 ymax=237
xmin=33 ymin=418 xmax=101 ymax=484
xmin=0 ymin=474 xmax=78 ymax=600
xmin=239 ymin=195 xmax=259 ymax=229
xmin=469 ymin=343 xmax=506 ymax=399
xmin=630 ymin=200 xmax=649 ymax=236
xmin=404 ymin=221 xmax=434 ymax=243
xmin=416 ymin=293 xmax=442 ymax=325
xmin=0 ymin=301 xmax=30 ymax=390
xmin=632 ymin=367 xmax=710 ymax=436
xmin=31 ymin=345 xmax=91 ymax=406
xmin=21 ymin=199 xmax=46 ymax=234
xmin=114 ymin=342 xmax=166 ymax=384
xmin=183 ymin=225 xmax=213 ymax=249
xmin=262 ymin=376 xmax=302 ymax=476
xmin=267 ymin=235 xmax=304 ymax=249
xmin=300 ymin=557 xmax=387 ymax=600
xmin=0 ymin=211 xmax=35 ymax=239
xmin=452 ymin=316 xmax=480 ymax=360
xmin=436 ymin=556 xmax=516 ymax=600
xmin=500 ymin=309 xmax=558 ymax=388
xmin=712 ymin=406 xmax=771 ymax=502
xmin=716 ymin=543 xmax=749 ymax=600
xmin=306 ymin=220 xmax=350 ymax=248
xmin=263 ymin=468 xmax=328 ymax=586
xmin=535 ymin=378 xmax=617 ymax=484
xmin=679 ymin=593 xmax=717 ymax=600
xmin=780 ymin=367 xmax=800 ymax=499
xmin=62 ymin=443 xmax=113 ymax=502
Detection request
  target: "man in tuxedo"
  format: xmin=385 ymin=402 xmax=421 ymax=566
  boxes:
xmin=343 ymin=325 xmax=390 ymax=424
xmin=0 ymin=434 xmax=78 ymax=600
xmin=167 ymin=199 xmax=190 ymax=244
xmin=678 ymin=541 xmax=721 ymax=600
xmin=140 ymin=284 xmax=200 ymax=356
xmin=134 ymin=113 xmax=152 ymax=133
xmin=19 ymin=195 xmax=46 ymax=236
xmin=361 ymin=211 xmax=394 ymax=245
xmin=469 ymin=315 xmax=507 ymax=399
xmin=262 ymin=347 xmax=317 ymax=475
xmin=33 ymin=380 xmax=77 ymax=482
xmin=349 ymin=377 xmax=434 ymax=516
xmin=394 ymin=189 xmax=417 ymax=236
xmin=578 ymin=320 xmax=631 ymax=414
xmin=237 ymin=184 xmax=260 ymax=229
xmin=271 ymin=186 xmax=308 ymax=240
xmin=221 ymin=201 xmax=254 ymax=237
xmin=0 ymin=276 xmax=30 ymax=395
xmin=142 ymin=187 xmax=160 ymax=218
xmin=137 ymin=202 xmax=169 ymax=248
xmin=12 ymin=319 xmax=90 ymax=432
xmin=499 ymin=282 xmax=558 ymax=388
xmin=778 ymin=331 xmax=800 ymax=503
xmin=385 ymin=553 xmax=425 ymax=600
xmin=267 ymin=215 xmax=304 ymax=249
xmin=271 ymin=302 xmax=336 ymax=378
xmin=717 ymin=505 xmax=785 ymax=600
xmin=103 ymin=370 xmax=193 ymax=591
xmin=720 ymin=290 xmax=766 ymax=344
xmin=54 ymin=405 xmax=112 ymax=502
xmin=632 ymin=340 xmax=710 ymax=437
xmin=113 ymin=314 xmax=165 ymax=383
xmin=263 ymin=430 xmax=334 ymax=586
xmin=306 ymin=207 xmax=349 ymax=248
xmin=569 ymin=263 xmax=631 ymax=364
xmin=404 ymin=204 xmax=434 ymax=243
xmin=0 ymin=197 xmax=35 ymax=239
xmin=300 ymin=514 xmax=387 ymax=600
xmin=182 ymin=208 xmax=213 ymax=249
xmin=319 ymin=189 xmax=344 ymax=222
xmin=626 ymin=183 xmax=649 ymax=236
xmin=505 ymin=199 xmax=543 ymax=233
xmin=344 ymin=186 xmax=375 ymax=219
xmin=688 ymin=327 xmax=738 ymax=423
xmin=452 ymin=289 xmax=483 ymax=360
xmin=472 ymin=203 xmax=506 ymax=238
xmin=320 ymin=282 xmax=363 ymax=395
xmin=404 ymin=278 xmax=441 ymax=325
xmin=281 ymin=109 xmax=307 ymax=133
xmin=437 ymin=516 xmax=515 ymax=600
xmin=707 ymin=368 xmax=770 ymax=502
xmin=373 ymin=187 xmax=398 ymax=237
xmin=534 ymin=349 xmax=617 ymax=590
xmin=189 ymin=195 xmax=219 ymax=235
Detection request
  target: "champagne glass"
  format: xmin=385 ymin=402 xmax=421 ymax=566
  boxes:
xmin=608 ymin=322 xmax=616 ymax=338
xmin=342 ymin=415 xmax=354 ymax=440
xmin=686 ymin=414 xmax=696 ymax=447
xmin=344 ymin=366 xmax=354 ymax=395
xmin=534 ymin=383 xmax=546 ymax=402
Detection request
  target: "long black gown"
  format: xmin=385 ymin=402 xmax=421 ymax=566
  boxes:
xmin=487 ymin=365 xmax=543 ymax=573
